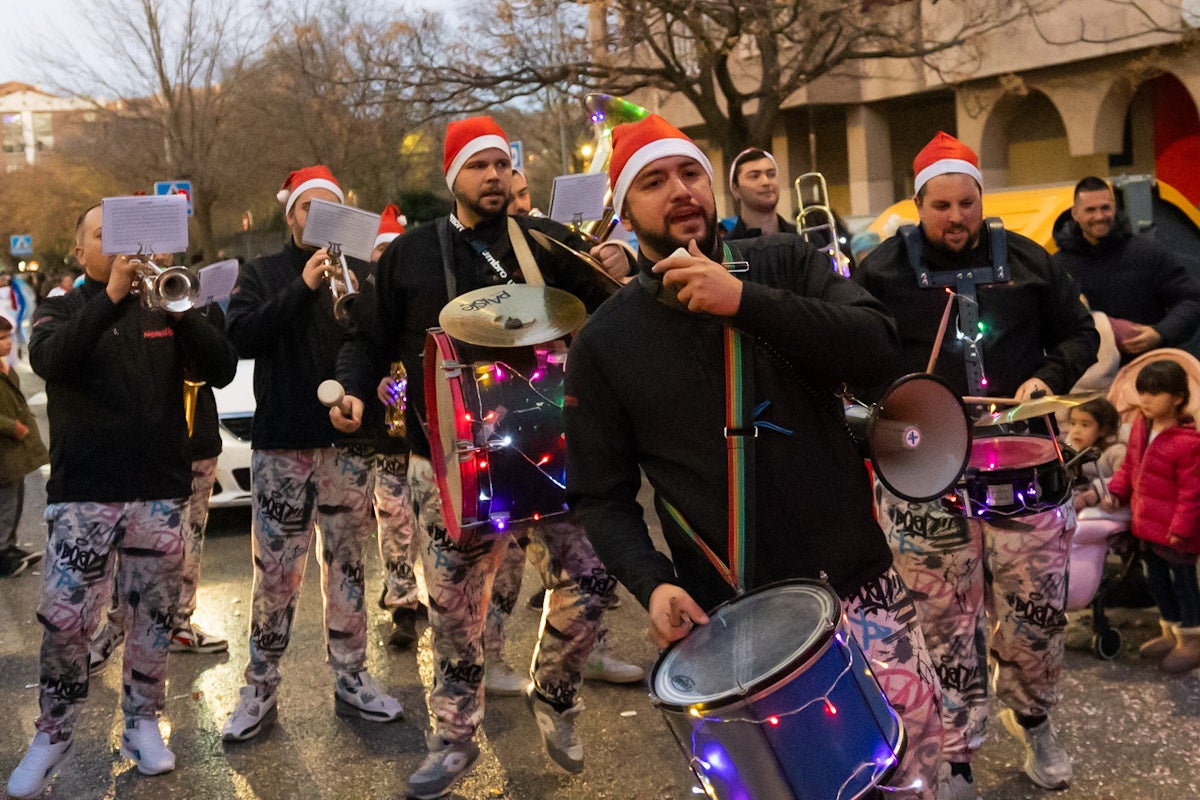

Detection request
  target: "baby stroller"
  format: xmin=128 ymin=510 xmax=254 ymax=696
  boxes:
xmin=1066 ymin=347 xmax=1200 ymax=659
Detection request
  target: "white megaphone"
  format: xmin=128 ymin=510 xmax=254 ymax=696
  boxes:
xmin=844 ymin=373 xmax=972 ymax=502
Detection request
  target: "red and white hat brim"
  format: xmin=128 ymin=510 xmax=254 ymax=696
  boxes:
xmin=445 ymin=134 xmax=510 ymax=192
xmin=914 ymin=159 xmax=982 ymax=195
xmin=282 ymin=178 xmax=344 ymax=215
xmin=612 ymin=139 xmax=712 ymax=216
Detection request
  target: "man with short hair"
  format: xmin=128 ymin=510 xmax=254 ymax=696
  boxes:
xmin=508 ymin=169 xmax=534 ymax=217
xmin=1052 ymin=175 xmax=1200 ymax=361
xmin=564 ymin=114 xmax=943 ymax=800
xmin=723 ymin=147 xmax=796 ymax=238
xmin=221 ymin=165 xmax=404 ymax=742
xmin=856 ymin=132 xmax=1099 ymax=798
xmin=333 ymin=116 xmax=638 ymax=799
xmin=7 ymin=203 xmax=237 ymax=798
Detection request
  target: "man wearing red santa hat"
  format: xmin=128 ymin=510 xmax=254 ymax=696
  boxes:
xmin=332 ymin=116 xmax=639 ymax=799
xmin=222 ymin=165 xmax=405 ymax=743
xmin=855 ymin=132 xmax=1098 ymax=798
xmin=564 ymin=113 xmax=943 ymax=800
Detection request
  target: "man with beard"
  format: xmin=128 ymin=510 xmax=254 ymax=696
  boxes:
xmin=1051 ymin=175 xmax=1200 ymax=362
xmin=722 ymin=147 xmax=795 ymax=238
xmin=332 ymin=116 xmax=638 ymax=799
xmin=563 ymin=114 xmax=944 ymax=800
xmin=855 ymin=132 xmax=1098 ymax=799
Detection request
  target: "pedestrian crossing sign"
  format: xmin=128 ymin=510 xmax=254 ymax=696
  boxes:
xmin=154 ymin=180 xmax=193 ymax=216
xmin=9 ymin=235 xmax=32 ymax=256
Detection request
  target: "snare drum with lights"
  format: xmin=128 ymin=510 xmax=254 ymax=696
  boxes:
xmin=424 ymin=328 xmax=570 ymax=541
xmin=944 ymin=435 xmax=1071 ymax=518
xmin=651 ymin=580 xmax=905 ymax=800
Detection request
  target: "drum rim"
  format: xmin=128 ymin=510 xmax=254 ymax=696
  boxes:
xmin=650 ymin=579 xmax=840 ymax=711
xmin=424 ymin=328 xmax=475 ymax=540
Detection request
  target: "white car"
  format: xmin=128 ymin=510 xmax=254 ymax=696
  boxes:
xmin=210 ymin=359 xmax=255 ymax=508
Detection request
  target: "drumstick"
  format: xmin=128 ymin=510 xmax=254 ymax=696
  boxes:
xmin=962 ymin=396 xmax=1020 ymax=406
xmin=926 ymin=289 xmax=956 ymax=374
xmin=317 ymin=379 xmax=352 ymax=417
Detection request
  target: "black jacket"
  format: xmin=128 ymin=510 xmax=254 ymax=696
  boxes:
xmin=189 ymin=303 xmax=229 ymax=461
xmin=1051 ymin=216 xmax=1200 ymax=350
xmin=856 ymin=225 xmax=1098 ymax=399
xmin=565 ymin=234 xmax=900 ymax=611
xmin=30 ymin=277 xmax=238 ymax=503
xmin=338 ymin=213 xmax=611 ymax=459
xmin=226 ymin=239 xmax=368 ymax=450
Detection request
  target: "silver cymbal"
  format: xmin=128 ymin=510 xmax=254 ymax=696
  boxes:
xmin=438 ymin=284 xmax=586 ymax=348
xmin=526 ymin=228 xmax=623 ymax=294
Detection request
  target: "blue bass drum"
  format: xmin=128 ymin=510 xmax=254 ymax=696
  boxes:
xmin=651 ymin=580 xmax=905 ymax=800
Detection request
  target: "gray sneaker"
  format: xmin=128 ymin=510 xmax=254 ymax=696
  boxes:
xmin=334 ymin=670 xmax=403 ymax=722
xmin=406 ymin=737 xmax=480 ymax=799
xmin=999 ymin=708 xmax=1071 ymax=789
xmin=936 ymin=762 xmax=983 ymax=800
xmin=525 ymin=684 xmax=584 ymax=774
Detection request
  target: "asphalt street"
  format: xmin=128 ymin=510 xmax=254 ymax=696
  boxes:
xmin=2 ymin=361 xmax=1200 ymax=800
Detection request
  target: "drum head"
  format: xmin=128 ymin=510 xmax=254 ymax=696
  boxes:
xmin=652 ymin=581 xmax=838 ymax=708
xmin=969 ymin=435 xmax=1059 ymax=470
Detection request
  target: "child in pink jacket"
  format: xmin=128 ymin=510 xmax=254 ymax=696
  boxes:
xmin=1104 ymin=359 xmax=1200 ymax=673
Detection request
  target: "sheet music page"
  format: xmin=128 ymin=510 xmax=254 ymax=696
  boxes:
xmin=197 ymin=259 xmax=240 ymax=304
xmin=101 ymin=195 xmax=189 ymax=255
xmin=548 ymin=173 xmax=610 ymax=226
xmin=301 ymin=199 xmax=381 ymax=262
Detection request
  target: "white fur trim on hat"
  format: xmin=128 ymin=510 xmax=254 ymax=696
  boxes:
xmin=445 ymin=134 xmax=511 ymax=192
xmin=612 ymin=139 xmax=713 ymax=217
xmin=374 ymin=232 xmax=401 ymax=250
xmin=914 ymin=159 xmax=982 ymax=195
xmin=282 ymin=178 xmax=344 ymax=216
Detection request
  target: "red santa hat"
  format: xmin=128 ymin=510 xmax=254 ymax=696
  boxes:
xmin=609 ymin=114 xmax=712 ymax=216
xmin=913 ymin=131 xmax=983 ymax=195
xmin=444 ymin=116 xmax=510 ymax=192
xmin=277 ymin=165 xmax=344 ymax=216
xmin=374 ymin=204 xmax=408 ymax=249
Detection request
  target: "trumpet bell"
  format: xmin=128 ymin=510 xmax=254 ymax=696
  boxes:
xmin=153 ymin=266 xmax=199 ymax=313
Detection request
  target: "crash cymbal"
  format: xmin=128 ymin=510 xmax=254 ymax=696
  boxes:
xmin=974 ymin=391 xmax=1106 ymax=426
xmin=439 ymin=284 xmax=586 ymax=348
xmin=527 ymin=228 xmax=624 ymax=294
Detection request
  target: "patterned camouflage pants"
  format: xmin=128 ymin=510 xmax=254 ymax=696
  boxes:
xmin=409 ymin=455 xmax=615 ymax=744
xmin=243 ymin=448 xmax=372 ymax=690
xmin=842 ymin=568 xmax=944 ymax=800
xmin=362 ymin=449 xmax=420 ymax=611
xmin=175 ymin=456 xmax=218 ymax=628
xmin=877 ymin=489 xmax=1073 ymax=763
xmin=37 ymin=499 xmax=185 ymax=741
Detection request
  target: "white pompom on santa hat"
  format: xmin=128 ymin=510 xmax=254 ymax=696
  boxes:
xmin=374 ymin=203 xmax=408 ymax=250
xmin=913 ymin=131 xmax=982 ymax=195
xmin=607 ymin=114 xmax=712 ymax=216
xmin=277 ymin=165 xmax=344 ymax=216
xmin=443 ymin=116 xmax=510 ymax=192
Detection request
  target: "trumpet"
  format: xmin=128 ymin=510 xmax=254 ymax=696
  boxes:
xmin=384 ymin=360 xmax=407 ymax=438
xmin=322 ymin=243 xmax=358 ymax=323
xmin=794 ymin=173 xmax=851 ymax=278
xmin=129 ymin=250 xmax=200 ymax=313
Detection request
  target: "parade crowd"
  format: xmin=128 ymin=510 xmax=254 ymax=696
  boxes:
xmin=3 ymin=109 xmax=1200 ymax=800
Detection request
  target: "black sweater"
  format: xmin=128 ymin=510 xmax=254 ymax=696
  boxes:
xmin=564 ymin=234 xmax=900 ymax=612
xmin=1051 ymin=216 xmax=1200 ymax=349
xmin=30 ymin=277 xmax=238 ymax=503
xmin=226 ymin=240 xmax=368 ymax=450
xmin=856 ymin=226 xmax=1098 ymax=398
xmin=338 ymin=213 xmax=611 ymax=459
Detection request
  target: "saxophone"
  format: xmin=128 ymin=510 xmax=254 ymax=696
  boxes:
xmin=385 ymin=360 xmax=408 ymax=438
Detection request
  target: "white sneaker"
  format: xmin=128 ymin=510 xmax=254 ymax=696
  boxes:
xmin=999 ymin=708 xmax=1072 ymax=789
xmin=334 ymin=670 xmax=403 ymax=722
xmin=169 ymin=622 xmax=228 ymax=654
xmin=525 ymin=684 xmax=584 ymax=774
xmin=6 ymin=732 xmax=73 ymax=799
xmin=119 ymin=719 xmax=175 ymax=775
xmin=222 ymin=685 xmax=278 ymax=742
xmin=936 ymin=762 xmax=983 ymax=800
xmin=583 ymin=639 xmax=644 ymax=684
xmin=485 ymin=659 xmax=531 ymax=696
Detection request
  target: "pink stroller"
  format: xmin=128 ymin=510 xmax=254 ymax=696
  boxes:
xmin=1066 ymin=348 xmax=1200 ymax=658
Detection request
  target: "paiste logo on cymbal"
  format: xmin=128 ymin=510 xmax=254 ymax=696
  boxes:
xmin=460 ymin=289 xmax=512 ymax=312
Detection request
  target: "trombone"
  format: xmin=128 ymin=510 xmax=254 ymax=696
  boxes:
xmin=128 ymin=249 xmax=200 ymax=313
xmin=794 ymin=173 xmax=851 ymax=278
xmin=321 ymin=243 xmax=358 ymax=323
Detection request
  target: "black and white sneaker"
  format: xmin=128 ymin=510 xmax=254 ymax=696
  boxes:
xmin=334 ymin=670 xmax=403 ymax=722
xmin=0 ymin=547 xmax=42 ymax=578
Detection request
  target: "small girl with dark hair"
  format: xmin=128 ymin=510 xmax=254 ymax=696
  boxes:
xmin=1063 ymin=397 xmax=1125 ymax=512
xmin=1104 ymin=359 xmax=1200 ymax=673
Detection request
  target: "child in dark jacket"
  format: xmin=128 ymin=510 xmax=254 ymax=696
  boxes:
xmin=0 ymin=316 xmax=48 ymax=578
xmin=1103 ymin=360 xmax=1200 ymax=673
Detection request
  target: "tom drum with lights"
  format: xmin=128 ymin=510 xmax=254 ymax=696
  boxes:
xmin=424 ymin=329 xmax=570 ymax=541
xmin=651 ymin=580 xmax=905 ymax=800
xmin=944 ymin=435 xmax=1071 ymax=518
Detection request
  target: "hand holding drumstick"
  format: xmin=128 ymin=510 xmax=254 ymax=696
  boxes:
xmin=648 ymin=584 xmax=710 ymax=648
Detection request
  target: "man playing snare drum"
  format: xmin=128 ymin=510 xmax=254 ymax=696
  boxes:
xmin=855 ymin=132 xmax=1098 ymax=798
xmin=332 ymin=116 xmax=640 ymax=799
xmin=563 ymin=114 xmax=943 ymax=800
